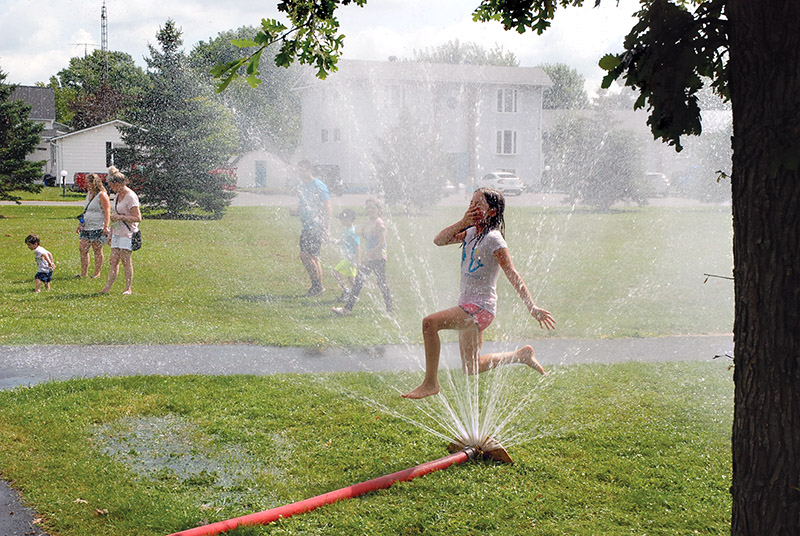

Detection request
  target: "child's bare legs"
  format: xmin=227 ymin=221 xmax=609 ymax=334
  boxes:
xmin=331 ymin=270 xmax=352 ymax=298
xmin=100 ymin=248 xmax=121 ymax=293
xmin=34 ymin=278 xmax=42 ymax=292
xmin=471 ymin=344 xmax=548 ymax=376
xmin=403 ymin=307 xmax=475 ymax=399
xmin=300 ymin=251 xmax=323 ymax=292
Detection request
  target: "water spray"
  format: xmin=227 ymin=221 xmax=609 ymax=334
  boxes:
xmin=167 ymin=442 xmax=511 ymax=536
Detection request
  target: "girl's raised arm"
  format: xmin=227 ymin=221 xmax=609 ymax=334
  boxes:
xmin=495 ymin=247 xmax=556 ymax=330
xmin=434 ymin=203 xmax=482 ymax=246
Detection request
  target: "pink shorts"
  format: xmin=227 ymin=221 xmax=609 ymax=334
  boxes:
xmin=459 ymin=303 xmax=495 ymax=331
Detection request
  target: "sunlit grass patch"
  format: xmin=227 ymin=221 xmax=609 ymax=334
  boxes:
xmin=0 ymin=361 xmax=732 ymax=536
xmin=0 ymin=204 xmax=732 ymax=345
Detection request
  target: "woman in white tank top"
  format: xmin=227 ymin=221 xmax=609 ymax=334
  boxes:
xmin=75 ymin=174 xmax=111 ymax=278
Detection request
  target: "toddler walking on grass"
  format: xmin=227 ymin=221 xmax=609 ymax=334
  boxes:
xmin=25 ymin=234 xmax=55 ymax=292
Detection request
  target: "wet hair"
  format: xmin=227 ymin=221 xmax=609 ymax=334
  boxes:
xmin=473 ymin=187 xmax=505 ymax=242
xmin=297 ymin=160 xmax=313 ymax=173
xmin=25 ymin=234 xmax=40 ymax=246
xmin=338 ymin=209 xmax=356 ymax=222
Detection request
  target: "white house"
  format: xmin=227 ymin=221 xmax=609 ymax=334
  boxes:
xmin=50 ymin=120 xmax=131 ymax=185
xmin=298 ymin=59 xmax=552 ymax=192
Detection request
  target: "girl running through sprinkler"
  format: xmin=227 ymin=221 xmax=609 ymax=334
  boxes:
xmin=402 ymin=187 xmax=556 ymax=400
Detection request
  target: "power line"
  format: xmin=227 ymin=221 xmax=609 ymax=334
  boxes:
xmin=70 ymin=43 xmax=99 ymax=57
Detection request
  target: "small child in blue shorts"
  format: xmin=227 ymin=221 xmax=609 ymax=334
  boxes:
xmin=331 ymin=209 xmax=360 ymax=301
xmin=25 ymin=234 xmax=55 ymax=292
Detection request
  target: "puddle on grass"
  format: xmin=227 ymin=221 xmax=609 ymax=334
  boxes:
xmin=93 ymin=414 xmax=292 ymax=505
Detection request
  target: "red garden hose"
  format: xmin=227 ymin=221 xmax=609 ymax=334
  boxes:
xmin=168 ymin=446 xmax=478 ymax=536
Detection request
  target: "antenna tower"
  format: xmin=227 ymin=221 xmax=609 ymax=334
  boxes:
xmin=101 ymin=1 xmax=109 ymax=82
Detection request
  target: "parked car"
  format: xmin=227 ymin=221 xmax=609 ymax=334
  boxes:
xmin=477 ymin=171 xmax=524 ymax=196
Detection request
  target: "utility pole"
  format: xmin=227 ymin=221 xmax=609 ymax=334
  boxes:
xmin=101 ymin=0 xmax=109 ymax=83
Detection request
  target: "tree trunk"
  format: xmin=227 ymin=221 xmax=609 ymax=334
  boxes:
xmin=728 ymin=1 xmax=800 ymax=534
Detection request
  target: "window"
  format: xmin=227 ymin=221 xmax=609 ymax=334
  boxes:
xmin=333 ymin=128 xmax=341 ymax=142
xmin=497 ymin=88 xmax=518 ymax=113
xmin=321 ymin=129 xmax=329 ymax=143
xmin=496 ymin=130 xmax=517 ymax=155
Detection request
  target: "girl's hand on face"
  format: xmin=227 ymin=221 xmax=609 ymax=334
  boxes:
xmin=464 ymin=203 xmax=482 ymax=226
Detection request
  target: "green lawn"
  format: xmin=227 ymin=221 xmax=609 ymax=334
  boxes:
xmin=0 ymin=201 xmax=735 ymax=535
xmin=0 ymin=203 xmax=733 ymax=345
xmin=0 ymin=362 xmax=733 ymax=536
xmin=6 ymin=186 xmax=87 ymax=201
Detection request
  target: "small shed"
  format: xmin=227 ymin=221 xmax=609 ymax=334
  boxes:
xmin=50 ymin=120 xmax=131 ymax=185
xmin=231 ymin=150 xmax=294 ymax=189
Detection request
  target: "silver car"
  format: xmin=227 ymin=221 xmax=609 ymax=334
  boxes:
xmin=477 ymin=171 xmax=524 ymax=196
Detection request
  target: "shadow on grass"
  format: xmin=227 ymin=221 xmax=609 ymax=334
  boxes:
xmin=233 ymin=293 xmax=294 ymax=303
xmin=143 ymin=211 xmax=222 ymax=221
xmin=46 ymin=292 xmax=109 ymax=301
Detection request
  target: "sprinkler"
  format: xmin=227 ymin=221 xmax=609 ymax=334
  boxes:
xmin=448 ymin=435 xmax=514 ymax=464
xmin=167 ymin=444 xmax=502 ymax=536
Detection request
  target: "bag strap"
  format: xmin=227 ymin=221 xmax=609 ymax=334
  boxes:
xmin=115 ymin=194 xmax=135 ymax=232
xmin=81 ymin=194 xmax=94 ymax=216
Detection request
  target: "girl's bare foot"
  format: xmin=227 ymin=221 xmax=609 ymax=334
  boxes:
xmin=402 ymin=383 xmax=440 ymax=399
xmin=517 ymin=345 xmax=548 ymax=376
xmin=99 ymin=287 xmax=110 ymax=294
xmin=122 ymin=289 xmax=132 ymax=295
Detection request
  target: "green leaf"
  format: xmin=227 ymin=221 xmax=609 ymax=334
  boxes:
xmin=245 ymin=73 xmax=262 ymax=88
xmin=215 ymin=74 xmax=237 ymax=93
xmin=231 ymin=39 xmax=259 ymax=49
xmin=209 ymin=59 xmax=246 ymax=78
xmin=261 ymin=18 xmax=287 ymax=34
xmin=600 ymin=72 xmax=617 ymax=90
xmin=598 ymin=53 xmax=621 ymax=71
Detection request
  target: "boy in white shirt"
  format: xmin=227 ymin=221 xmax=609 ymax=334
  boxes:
xmin=25 ymin=234 xmax=55 ymax=292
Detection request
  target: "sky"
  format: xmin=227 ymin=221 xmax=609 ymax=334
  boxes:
xmin=0 ymin=0 xmax=641 ymax=92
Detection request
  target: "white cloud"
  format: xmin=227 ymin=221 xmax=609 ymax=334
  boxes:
xmin=1 ymin=0 xmax=639 ymax=88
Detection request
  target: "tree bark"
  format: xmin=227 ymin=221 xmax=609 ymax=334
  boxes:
xmin=728 ymin=1 xmax=800 ymax=534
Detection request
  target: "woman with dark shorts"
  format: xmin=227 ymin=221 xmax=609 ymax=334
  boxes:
xmin=76 ymin=173 xmax=111 ymax=278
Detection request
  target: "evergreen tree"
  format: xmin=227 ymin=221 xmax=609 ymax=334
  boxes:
xmin=119 ymin=20 xmax=238 ymax=218
xmin=0 ymin=69 xmax=45 ymax=203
